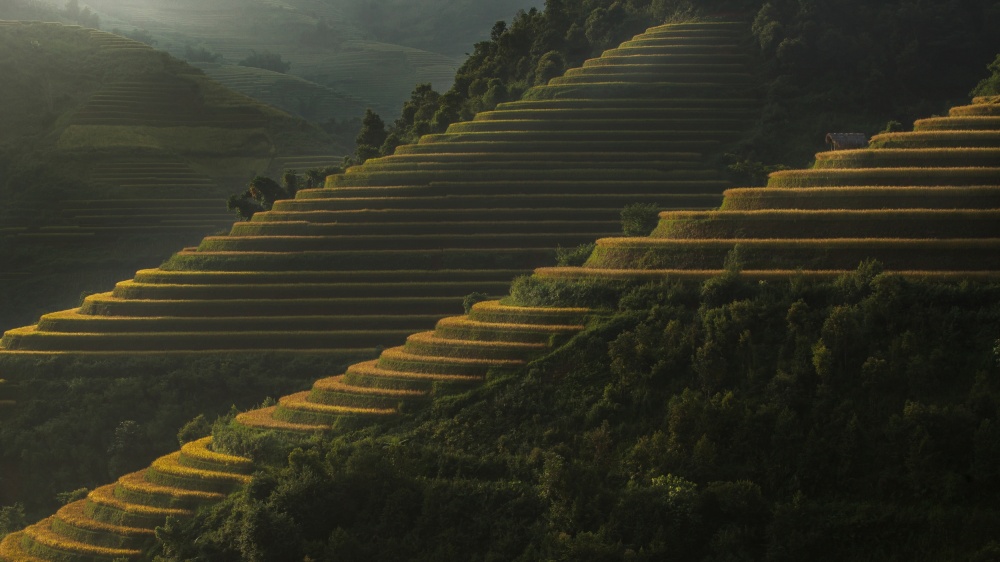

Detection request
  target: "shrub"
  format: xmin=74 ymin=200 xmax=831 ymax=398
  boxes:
xmin=177 ymin=415 xmax=212 ymax=446
xmin=621 ymin=203 xmax=661 ymax=236
xmin=238 ymin=50 xmax=290 ymax=74
xmin=556 ymin=243 xmax=595 ymax=266
xmin=463 ymin=292 xmax=491 ymax=313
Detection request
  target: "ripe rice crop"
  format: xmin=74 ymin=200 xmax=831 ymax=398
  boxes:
xmin=447 ymin=117 xmax=746 ymax=133
xmin=812 ymin=148 xmax=1000 ymax=169
xmin=178 ymin=437 xmax=253 ymax=474
xmin=54 ymin=500 xmax=153 ymax=543
xmin=433 ymin=316 xmax=582 ymax=344
xmin=308 ymin=377 xmax=426 ymax=410
xmin=160 ymin=247 xmax=555 ymax=272
xmin=598 ymin=45 xmax=745 ymax=58
xmin=393 ymin=139 xmax=721 ymax=155
xmin=230 ymin=220 xmax=621 ymax=238
xmin=131 ymin=268 xmax=523 ymax=285
xmin=376 ymin=347 xmax=524 ymax=376
xmin=22 ymin=518 xmax=142 ymax=560
xmin=35 ymin=311 xmax=443 ymax=334
xmin=651 ymin=209 xmax=1000 ymax=239
xmin=417 ymin=129 xmax=740 ymax=144
xmin=564 ymin=63 xmax=749 ymax=76
xmin=548 ymin=73 xmax=752 ymax=86
xmin=0 ymin=327 xmax=413 ymax=352
xmin=402 ymin=331 xmax=546 ymax=360
xmin=85 ymin=484 xmax=188 ymax=528
xmin=767 ymin=167 xmax=1000 ymax=188
xmin=79 ymin=293 xmax=462 ymax=317
xmin=494 ymin=97 xmax=758 ymax=111
xmin=868 ymin=131 xmax=1000 ymax=149
xmin=146 ymin=452 xmax=250 ymax=494
xmin=274 ymin=193 xmax=719 ymax=213
xmin=195 ymin=233 xmax=601 ymax=253
xmin=468 ymin=300 xmax=590 ymax=326
xmin=343 ymin=360 xmax=482 ymax=392
xmin=113 ymin=470 xmax=222 ymax=509
xmin=913 ymin=116 xmax=1000 ymax=131
xmin=950 ymin=103 xmax=1000 ymax=117
xmin=272 ymin=392 xmax=396 ymax=426
xmin=110 ymin=280 xmax=512 ymax=301
xmin=235 ymin=406 xmax=329 ymax=434
xmin=583 ymin=237 xmax=1000 ymax=271
xmin=720 ymin=186 xmax=1000 ymax=211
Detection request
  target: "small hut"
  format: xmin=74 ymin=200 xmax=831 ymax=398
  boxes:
xmin=825 ymin=133 xmax=869 ymax=151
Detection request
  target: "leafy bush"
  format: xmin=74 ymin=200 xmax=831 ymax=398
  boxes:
xmin=972 ymin=53 xmax=1000 ymax=97
xmin=555 ymin=243 xmax=595 ymax=267
xmin=183 ymin=44 xmax=222 ymax=63
xmin=238 ymin=50 xmax=291 ymax=74
xmin=462 ymin=292 xmax=491 ymax=314
xmin=620 ymin=203 xmax=661 ymax=236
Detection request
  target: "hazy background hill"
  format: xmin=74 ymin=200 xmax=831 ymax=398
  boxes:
xmin=0 ymin=20 xmax=340 ymax=331
xmin=7 ymin=0 xmax=544 ymax=118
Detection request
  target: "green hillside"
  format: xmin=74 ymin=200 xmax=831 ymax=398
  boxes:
xmin=0 ymin=21 xmax=340 ymax=332
xmin=0 ymin=21 xmax=758 ymax=355
xmin=3 ymin=96 xmax=998 ymax=561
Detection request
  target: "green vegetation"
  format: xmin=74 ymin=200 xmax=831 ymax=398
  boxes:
xmin=238 ymin=50 xmax=290 ymax=74
xmin=146 ymin=268 xmax=1000 ymax=560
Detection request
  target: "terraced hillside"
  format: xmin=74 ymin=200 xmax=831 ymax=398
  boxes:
xmin=6 ymin=96 xmax=1000 ymax=561
xmin=0 ymin=21 xmax=759 ymax=354
xmin=0 ymin=299 xmax=590 ymax=560
xmin=192 ymin=62 xmax=366 ymax=122
xmin=535 ymin=95 xmax=1000 ymax=282
xmin=0 ymin=437 xmax=252 ymax=561
xmin=0 ymin=21 xmax=337 ymax=331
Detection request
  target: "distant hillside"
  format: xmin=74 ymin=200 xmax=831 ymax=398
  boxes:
xmin=0 ymin=21 xmax=341 ymax=331
xmin=39 ymin=0 xmax=543 ymax=116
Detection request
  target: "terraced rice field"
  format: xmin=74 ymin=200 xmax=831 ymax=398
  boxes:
xmin=0 ymin=21 xmax=758 ymax=355
xmin=234 ymin=300 xmax=590 ymax=432
xmin=193 ymin=63 xmax=365 ymax=122
xmin=0 ymin=437 xmax=250 ymax=561
xmin=36 ymin=158 xmax=235 ymax=239
xmin=536 ymin=95 xmax=1000 ymax=280
xmin=1 ymin=299 xmax=591 ymax=560
xmin=71 ymin=79 xmax=267 ymax=128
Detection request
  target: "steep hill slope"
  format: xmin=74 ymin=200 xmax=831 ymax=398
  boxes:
xmin=0 ymin=21 xmax=760 ymax=354
xmin=3 ymin=97 xmax=999 ymax=561
xmin=0 ymin=21 xmax=338 ymax=331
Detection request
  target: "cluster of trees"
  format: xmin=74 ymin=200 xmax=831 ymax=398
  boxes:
xmin=152 ymin=264 xmax=1000 ymax=560
xmin=239 ymin=50 xmax=292 ymax=74
xmin=63 ymin=0 xmax=99 ymax=29
xmin=227 ymin=168 xmax=341 ymax=220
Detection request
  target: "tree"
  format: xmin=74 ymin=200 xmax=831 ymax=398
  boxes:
xmin=354 ymin=109 xmax=387 ymax=163
xmin=227 ymin=175 xmax=293 ymax=221
xmin=972 ymin=53 xmax=1000 ymax=97
xmin=239 ymin=50 xmax=291 ymax=74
